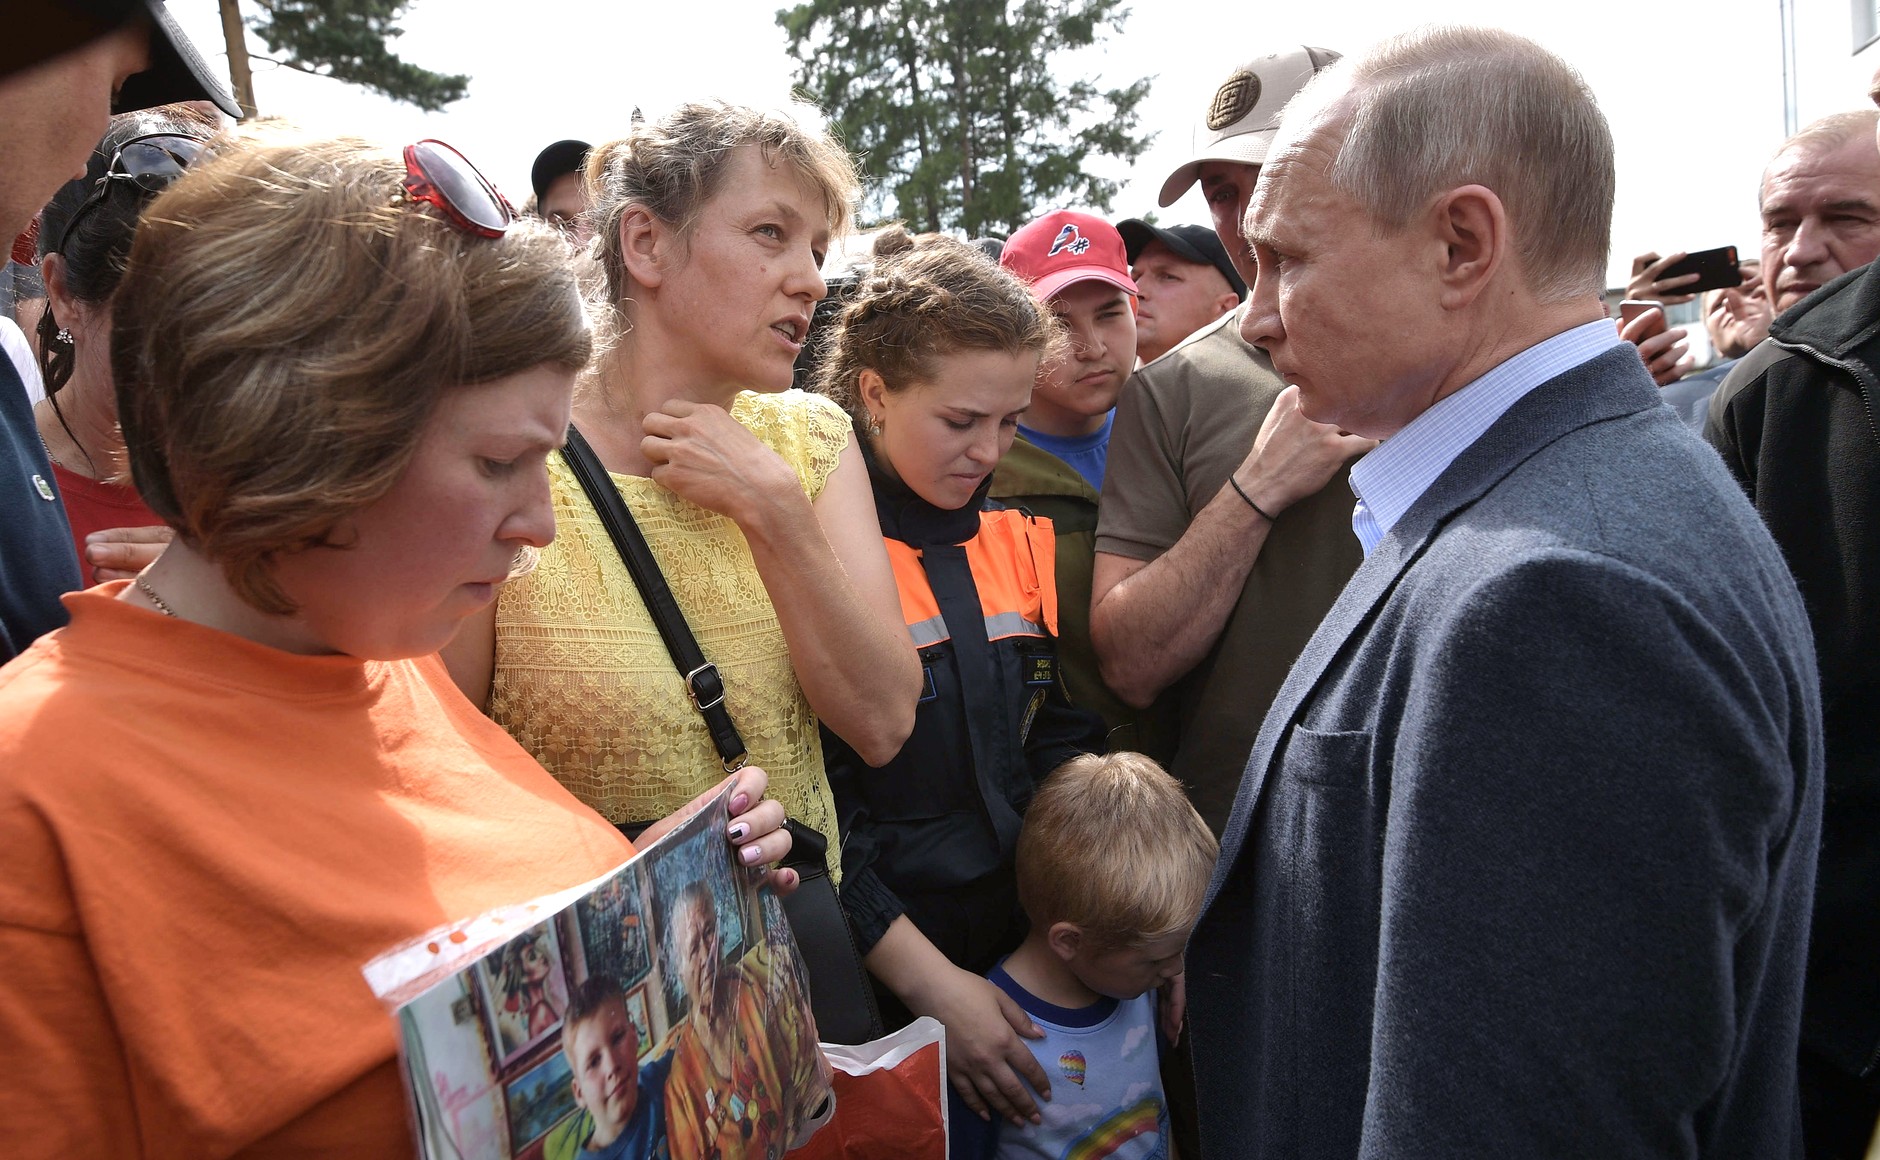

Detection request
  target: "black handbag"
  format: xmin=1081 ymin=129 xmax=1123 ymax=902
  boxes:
xmin=559 ymin=424 xmax=884 ymax=1045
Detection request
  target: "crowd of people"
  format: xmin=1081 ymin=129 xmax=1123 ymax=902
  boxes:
xmin=0 ymin=4 xmax=1874 ymax=1160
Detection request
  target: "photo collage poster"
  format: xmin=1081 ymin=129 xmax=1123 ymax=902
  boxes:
xmin=365 ymin=790 xmax=833 ymax=1160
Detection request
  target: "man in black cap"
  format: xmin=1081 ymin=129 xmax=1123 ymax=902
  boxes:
xmin=1115 ymin=220 xmax=1245 ymax=365
xmin=0 ymin=0 xmax=236 ymax=662
xmin=531 ymin=138 xmax=592 ymax=247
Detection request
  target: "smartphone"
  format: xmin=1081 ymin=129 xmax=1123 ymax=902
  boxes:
xmin=1619 ymin=299 xmax=1665 ymax=326
xmin=1657 ymin=246 xmax=1742 ymax=295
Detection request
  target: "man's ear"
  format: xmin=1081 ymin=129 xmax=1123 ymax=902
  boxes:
xmin=1430 ymin=184 xmax=1507 ymax=311
xmin=1214 ymin=290 xmax=1242 ymax=318
xmin=618 ymin=206 xmax=667 ymax=291
xmin=1047 ymin=921 xmax=1084 ymax=963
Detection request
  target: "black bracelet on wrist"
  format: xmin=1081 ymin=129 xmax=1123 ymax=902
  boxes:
xmin=1229 ymin=476 xmax=1277 ymax=523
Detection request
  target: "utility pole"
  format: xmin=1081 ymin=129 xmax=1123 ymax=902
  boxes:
xmin=1779 ymin=0 xmax=1798 ymax=135
xmin=217 ymin=0 xmax=257 ymax=119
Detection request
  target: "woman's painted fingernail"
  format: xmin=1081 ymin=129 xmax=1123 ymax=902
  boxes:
xmin=729 ymin=793 xmax=751 ymax=815
xmin=740 ymin=843 xmax=764 ymax=865
xmin=728 ymin=823 xmax=749 ymax=842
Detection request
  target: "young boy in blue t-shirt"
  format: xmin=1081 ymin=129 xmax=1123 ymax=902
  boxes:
xmin=545 ymin=974 xmax=672 ymax=1160
xmin=987 ymin=752 xmax=1219 ymax=1159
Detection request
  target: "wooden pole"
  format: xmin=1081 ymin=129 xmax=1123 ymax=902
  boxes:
xmin=217 ymin=0 xmax=257 ymax=119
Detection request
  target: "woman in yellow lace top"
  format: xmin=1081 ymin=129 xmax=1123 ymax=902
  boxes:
xmin=444 ymin=102 xmax=920 ymax=866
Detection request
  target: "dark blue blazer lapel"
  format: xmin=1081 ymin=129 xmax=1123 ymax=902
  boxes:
xmin=1203 ymin=345 xmax=1662 ymax=910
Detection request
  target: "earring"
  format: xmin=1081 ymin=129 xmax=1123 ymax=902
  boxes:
xmin=54 ymin=328 xmax=73 ymax=346
xmin=866 ymin=415 xmax=882 ymax=437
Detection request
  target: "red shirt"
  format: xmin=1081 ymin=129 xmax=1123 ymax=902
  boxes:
xmin=50 ymin=462 xmax=163 ymax=586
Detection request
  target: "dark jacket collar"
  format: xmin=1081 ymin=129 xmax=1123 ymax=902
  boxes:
xmin=1206 ymin=344 xmax=1662 ymax=907
xmin=860 ymin=429 xmax=989 ymax=547
xmin=1769 ymin=260 xmax=1880 ymax=366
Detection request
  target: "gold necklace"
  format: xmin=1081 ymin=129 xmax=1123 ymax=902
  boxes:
xmin=134 ymin=574 xmax=177 ymax=617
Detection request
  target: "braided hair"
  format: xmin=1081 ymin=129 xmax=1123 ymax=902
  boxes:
xmin=814 ymin=225 xmax=1064 ymax=427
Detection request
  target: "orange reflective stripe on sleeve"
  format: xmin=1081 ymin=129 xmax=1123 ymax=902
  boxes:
xmin=966 ymin=510 xmax=1057 ymax=641
xmin=884 ymin=538 xmax=948 ymax=645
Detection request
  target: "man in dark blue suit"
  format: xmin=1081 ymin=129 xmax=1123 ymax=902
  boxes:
xmin=1187 ymin=26 xmax=1824 ymax=1159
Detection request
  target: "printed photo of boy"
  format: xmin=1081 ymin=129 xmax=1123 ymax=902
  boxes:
xmin=546 ymin=975 xmax=674 ymax=1160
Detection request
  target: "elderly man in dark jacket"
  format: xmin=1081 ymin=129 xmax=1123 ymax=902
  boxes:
xmin=1708 ymin=258 xmax=1880 ymax=1156
xmin=1187 ymin=26 xmax=1824 ymax=1160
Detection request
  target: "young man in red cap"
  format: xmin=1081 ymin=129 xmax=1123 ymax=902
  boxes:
xmin=991 ymin=209 xmax=1142 ymax=740
xmin=998 ymin=209 xmax=1138 ymax=489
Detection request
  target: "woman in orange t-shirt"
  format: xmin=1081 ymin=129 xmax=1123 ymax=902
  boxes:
xmin=0 ymin=128 xmax=798 ymax=1159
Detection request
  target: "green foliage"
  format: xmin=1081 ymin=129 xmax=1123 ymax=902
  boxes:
xmin=249 ymin=0 xmax=468 ymax=112
xmin=778 ymin=0 xmax=1153 ymax=236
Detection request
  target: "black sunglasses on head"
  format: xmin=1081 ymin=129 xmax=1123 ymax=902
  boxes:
xmin=48 ymin=133 xmax=208 ymax=256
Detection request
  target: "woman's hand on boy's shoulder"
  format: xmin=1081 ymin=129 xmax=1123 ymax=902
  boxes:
xmin=918 ymin=966 xmax=1051 ymax=1128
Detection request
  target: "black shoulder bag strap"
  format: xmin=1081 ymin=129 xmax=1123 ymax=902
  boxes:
xmin=559 ymin=423 xmax=884 ymax=1044
xmin=560 ymin=424 xmax=746 ymax=774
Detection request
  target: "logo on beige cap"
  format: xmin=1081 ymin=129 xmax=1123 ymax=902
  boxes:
xmin=1207 ymin=70 xmax=1261 ymax=131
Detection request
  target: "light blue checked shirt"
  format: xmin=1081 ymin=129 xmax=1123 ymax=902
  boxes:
xmin=1348 ymin=319 xmax=1622 ymax=555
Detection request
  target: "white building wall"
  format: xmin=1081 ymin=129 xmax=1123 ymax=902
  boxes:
xmin=1789 ymin=0 xmax=1880 ymax=128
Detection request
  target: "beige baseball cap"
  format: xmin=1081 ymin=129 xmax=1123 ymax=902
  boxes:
xmin=1157 ymin=45 xmax=1342 ymax=207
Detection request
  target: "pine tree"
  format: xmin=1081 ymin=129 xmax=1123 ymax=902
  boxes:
xmin=216 ymin=0 xmax=468 ymax=117
xmin=777 ymin=0 xmax=1153 ymax=236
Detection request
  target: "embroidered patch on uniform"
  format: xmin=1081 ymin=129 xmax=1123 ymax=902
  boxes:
xmin=1060 ymin=1050 xmax=1086 ymax=1086
xmin=1207 ymin=69 xmax=1261 ymax=131
xmin=1024 ymin=655 xmax=1055 ymax=687
xmin=1019 ymin=689 xmax=1045 ymax=745
xmin=32 ymin=474 xmax=54 ymax=501
xmin=1048 ymin=223 xmax=1091 ymax=257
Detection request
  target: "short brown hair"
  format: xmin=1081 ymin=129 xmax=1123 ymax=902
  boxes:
xmin=586 ymin=100 xmax=860 ymax=312
xmin=1315 ymin=26 xmax=1614 ymax=303
xmin=1015 ymin=752 xmax=1218 ymax=948
xmin=815 ymin=225 xmax=1063 ymax=425
xmin=113 ymin=127 xmax=590 ymax=615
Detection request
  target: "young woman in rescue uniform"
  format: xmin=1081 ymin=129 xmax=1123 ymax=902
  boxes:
xmin=816 ymin=227 xmax=1106 ymax=1142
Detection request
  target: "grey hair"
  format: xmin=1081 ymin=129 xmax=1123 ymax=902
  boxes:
xmin=1761 ymin=110 xmax=1880 ymax=207
xmin=1313 ymin=26 xmax=1614 ymax=303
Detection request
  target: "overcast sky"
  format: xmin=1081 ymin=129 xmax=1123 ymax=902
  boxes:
xmin=168 ymin=0 xmax=1877 ymax=288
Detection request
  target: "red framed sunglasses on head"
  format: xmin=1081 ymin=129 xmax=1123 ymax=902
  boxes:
xmin=402 ymin=139 xmax=515 ymax=238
